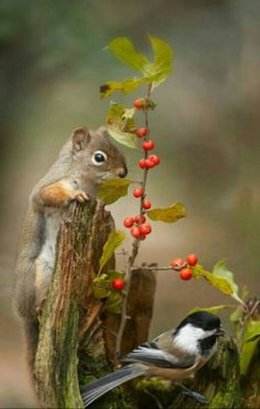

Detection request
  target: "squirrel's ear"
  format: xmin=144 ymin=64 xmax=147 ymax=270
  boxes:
xmin=96 ymin=126 xmax=109 ymax=137
xmin=72 ymin=127 xmax=90 ymax=151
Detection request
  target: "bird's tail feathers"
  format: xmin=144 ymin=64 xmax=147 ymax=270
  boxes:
xmin=81 ymin=363 xmax=145 ymax=407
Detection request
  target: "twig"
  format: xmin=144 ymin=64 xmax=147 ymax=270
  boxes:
xmin=115 ymin=84 xmax=153 ymax=359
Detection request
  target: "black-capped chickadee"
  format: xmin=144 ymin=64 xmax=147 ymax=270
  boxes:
xmin=81 ymin=311 xmax=225 ymax=407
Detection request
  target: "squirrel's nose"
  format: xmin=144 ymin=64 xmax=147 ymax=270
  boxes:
xmin=117 ymin=166 xmax=128 ymax=178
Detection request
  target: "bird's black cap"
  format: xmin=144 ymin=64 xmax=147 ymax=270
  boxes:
xmin=176 ymin=311 xmax=221 ymax=332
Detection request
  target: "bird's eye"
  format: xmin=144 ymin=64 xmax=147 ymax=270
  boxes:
xmin=92 ymin=150 xmax=107 ymax=166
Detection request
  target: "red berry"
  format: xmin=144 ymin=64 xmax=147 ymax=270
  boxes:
xmin=140 ymin=234 xmax=146 ymax=241
xmin=133 ymin=187 xmax=144 ymax=198
xmin=123 ymin=216 xmax=134 ymax=228
xmin=180 ymin=268 xmax=193 ymax=281
xmin=186 ymin=253 xmax=198 ymax=266
xmin=142 ymin=140 xmax=155 ymax=151
xmin=139 ymin=159 xmax=147 ymax=169
xmin=133 ymin=98 xmax=144 ymax=110
xmin=130 ymin=226 xmax=141 ymax=239
xmin=134 ymin=214 xmax=146 ymax=224
xmin=142 ymin=199 xmax=151 ymax=210
xmin=170 ymin=258 xmax=187 ymax=271
xmin=146 ymin=159 xmax=156 ymax=168
xmin=148 ymin=154 xmax=160 ymax=166
xmin=112 ymin=278 xmax=125 ymax=290
xmin=135 ymin=128 xmax=149 ymax=138
xmin=139 ymin=224 xmax=152 ymax=235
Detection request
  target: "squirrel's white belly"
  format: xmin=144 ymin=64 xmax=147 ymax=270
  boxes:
xmin=35 ymin=209 xmax=64 ymax=299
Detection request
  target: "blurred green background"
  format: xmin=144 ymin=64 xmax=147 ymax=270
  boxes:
xmin=0 ymin=0 xmax=259 ymax=406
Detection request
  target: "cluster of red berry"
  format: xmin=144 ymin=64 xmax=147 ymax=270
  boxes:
xmin=170 ymin=253 xmax=198 ymax=280
xmin=122 ymin=98 xmax=161 ymax=241
xmin=124 ymin=212 xmax=152 ymax=240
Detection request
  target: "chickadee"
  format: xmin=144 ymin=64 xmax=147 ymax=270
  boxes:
xmin=81 ymin=311 xmax=225 ymax=407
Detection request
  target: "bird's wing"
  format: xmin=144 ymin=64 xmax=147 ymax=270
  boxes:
xmin=122 ymin=341 xmax=196 ymax=369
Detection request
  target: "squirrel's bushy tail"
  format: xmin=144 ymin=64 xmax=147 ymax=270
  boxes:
xmin=24 ymin=320 xmax=39 ymax=379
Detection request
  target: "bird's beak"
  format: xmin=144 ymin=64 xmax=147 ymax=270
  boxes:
xmin=216 ymin=326 xmax=226 ymax=337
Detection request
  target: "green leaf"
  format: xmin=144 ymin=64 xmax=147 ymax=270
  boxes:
xmin=192 ymin=265 xmax=234 ymax=296
xmin=106 ymin=103 xmax=138 ymax=149
xmin=98 ymin=178 xmax=133 ymax=205
xmin=245 ymin=320 xmax=260 ymax=343
xmin=146 ymin=202 xmax=187 ymax=223
xmin=106 ymin=37 xmax=149 ymax=73
xmin=92 ymin=275 xmax=111 ymax=299
xmin=240 ymin=320 xmax=260 ymax=375
xmin=99 ymin=230 xmax=126 ymax=272
xmin=146 ymin=35 xmax=174 ymax=86
xmin=105 ymin=292 xmax=123 ymax=314
xmin=230 ymin=307 xmax=242 ymax=323
xmin=189 ymin=305 xmax=233 ymax=315
xmin=212 ymin=260 xmax=244 ymax=304
xmin=100 ymin=77 xmax=147 ymax=98
xmin=107 ymin=270 xmax=125 ymax=279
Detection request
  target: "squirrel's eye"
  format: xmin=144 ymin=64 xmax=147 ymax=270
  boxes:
xmin=92 ymin=150 xmax=107 ymax=166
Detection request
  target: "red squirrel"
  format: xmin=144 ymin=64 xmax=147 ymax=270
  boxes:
xmin=14 ymin=126 xmax=127 ymax=376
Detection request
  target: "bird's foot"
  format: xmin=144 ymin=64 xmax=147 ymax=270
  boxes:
xmin=179 ymin=383 xmax=208 ymax=405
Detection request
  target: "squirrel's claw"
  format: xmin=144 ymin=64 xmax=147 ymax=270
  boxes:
xmin=71 ymin=190 xmax=89 ymax=203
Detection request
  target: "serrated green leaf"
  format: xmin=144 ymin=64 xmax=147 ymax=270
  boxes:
xmin=106 ymin=102 xmax=138 ymax=149
xmin=146 ymin=202 xmax=186 ymax=223
xmin=105 ymin=292 xmax=123 ymax=314
xmin=106 ymin=37 xmax=149 ymax=73
xmin=100 ymin=77 xmax=147 ymax=98
xmin=98 ymin=178 xmax=133 ymax=205
xmin=147 ymin=35 xmax=174 ymax=86
xmin=99 ymin=230 xmax=126 ymax=273
xmin=192 ymin=265 xmax=233 ymax=295
xmin=189 ymin=305 xmax=233 ymax=315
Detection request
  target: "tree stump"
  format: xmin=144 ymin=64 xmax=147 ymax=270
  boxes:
xmin=34 ymin=199 xmax=156 ymax=408
xmin=33 ymin=199 xmax=258 ymax=409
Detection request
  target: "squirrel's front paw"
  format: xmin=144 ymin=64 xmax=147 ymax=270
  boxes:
xmin=70 ymin=190 xmax=89 ymax=203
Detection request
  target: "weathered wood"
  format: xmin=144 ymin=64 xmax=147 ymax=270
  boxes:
xmin=34 ymin=200 xmax=115 ymax=408
xmin=103 ymin=268 xmax=156 ymax=362
xmin=33 ymin=200 xmax=156 ymax=409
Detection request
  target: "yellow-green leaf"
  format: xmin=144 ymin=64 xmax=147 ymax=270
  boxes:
xmin=189 ymin=305 xmax=233 ymax=315
xmin=147 ymin=35 xmax=174 ymax=86
xmin=146 ymin=202 xmax=187 ymax=223
xmin=98 ymin=178 xmax=133 ymax=205
xmin=100 ymin=77 xmax=147 ymax=98
xmin=212 ymin=260 xmax=244 ymax=304
xmin=106 ymin=37 xmax=149 ymax=73
xmin=106 ymin=102 xmax=138 ymax=149
xmin=99 ymin=230 xmax=126 ymax=272
xmin=192 ymin=265 xmax=233 ymax=295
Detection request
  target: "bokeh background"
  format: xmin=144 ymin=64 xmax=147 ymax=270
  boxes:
xmin=1 ymin=0 xmax=259 ymax=406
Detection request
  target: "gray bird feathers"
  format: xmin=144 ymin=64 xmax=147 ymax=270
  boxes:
xmin=81 ymin=363 xmax=145 ymax=407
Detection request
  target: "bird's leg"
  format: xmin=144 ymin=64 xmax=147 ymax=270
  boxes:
xmin=177 ymin=383 xmax=208 ymax=405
